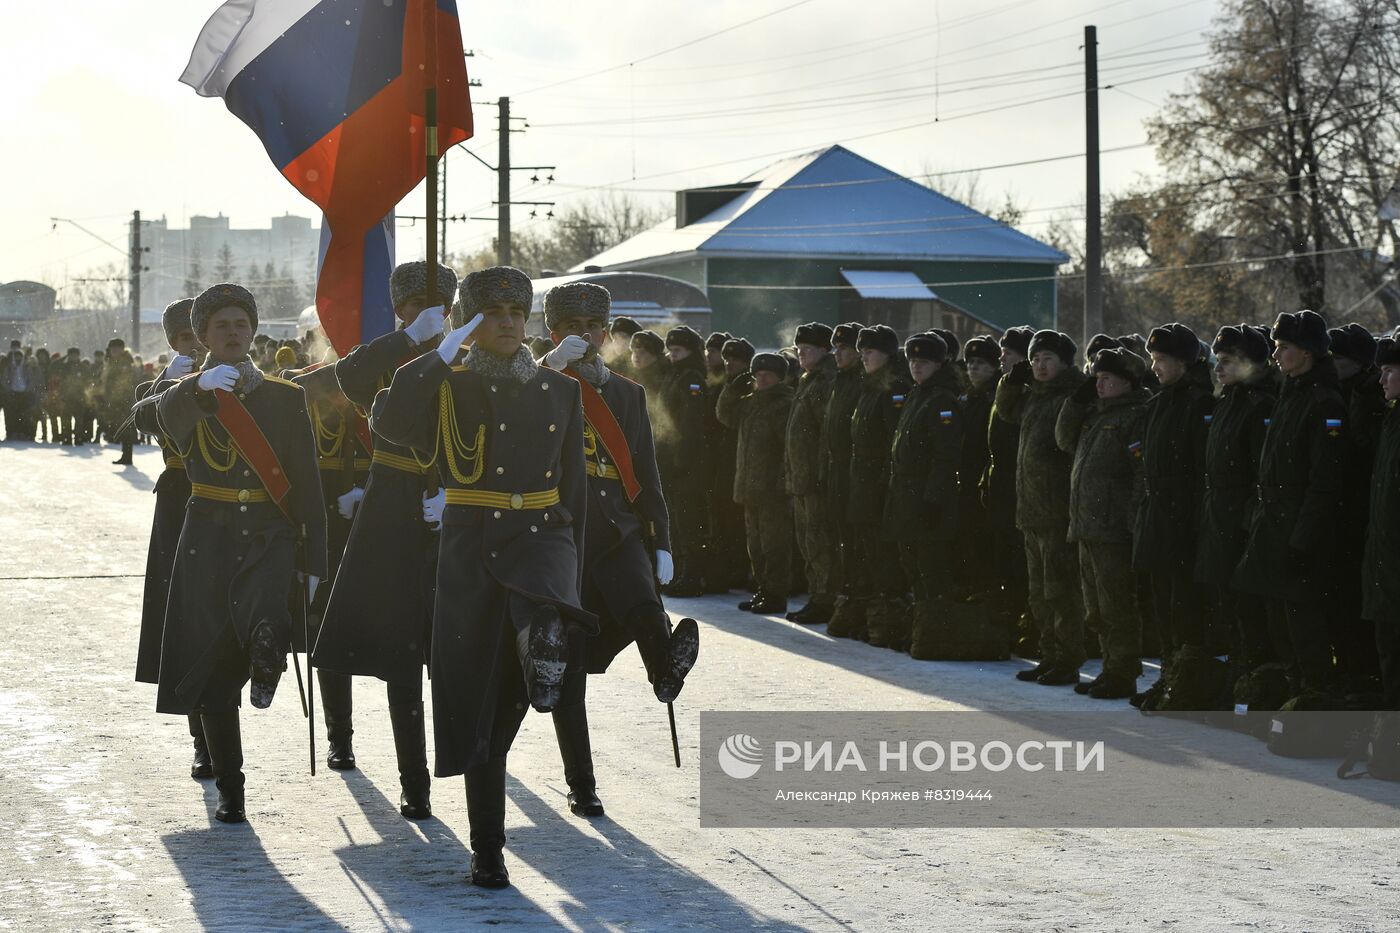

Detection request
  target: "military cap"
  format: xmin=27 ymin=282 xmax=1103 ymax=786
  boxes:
xmin=705 ymin=331 xmax=733 ymax=352
xmin=665 ymin=325 xmax=706 ymax=357
xmin=1327 ymin=323 xmax=1378 ymax=368
xmin=630 ymin=330 xmax=665 ymax=358
xmin=609 ymin=316 xmax=643 ymax=338
xmin=999 ymin=325 xmax=1035 ymax=357
xmin=389 ymin=261 xmax=458 ymax=310
xmin=1212 ymin=324 xmax=1270 ymax=363
xmin=856 ymin=324 xmax=899 ymax=356
xmin=905 ymin=332 xmax=947 ymax=364
xmin=544 ymin=282 xmax=611 ymax=332
xmin=750 ymin=352 xmax=788 ymax=379
xmin=963 ymin=334 xmax=1000 ymax=365
xmin=192 ymin=283 xmax=258 ymax=338
xmin=1085 ymin=333 xmax=1122 ymax=360
xmin=1027 ymin=329 xmax=1076 ymax=366
xmin=793 ymin=321 xmax=835 ymax=348
xmin=928 ymin=328 xmax=960 ymax=360
xmin=1146 ymin=322 xmax=1202 ymax=363
xmin=162 ymin=298 xmax=194 ymax=346
xmin=1091 ymin=347 xmax=1146 ymax=387
xmin=1376 ymin=336 xmax=1400 ymax=367
xmin=458 ymin=266 xmax=532 ymax=324
xmin=722 ymin=337 xmax=756 ymax=362
xmin=1271 ymin=310 xmax=1330 ymax=357
xmin=274 ymin=346 xmax=298 ymax=370
xmin=831 ymin=322 xmax=863 ymax=348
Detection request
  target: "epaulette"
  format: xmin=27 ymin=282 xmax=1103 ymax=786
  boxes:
xmin=450 ymin=364 xmax=471 ymax=373
xmin=263 ymin=374 xmax=302 ymax=389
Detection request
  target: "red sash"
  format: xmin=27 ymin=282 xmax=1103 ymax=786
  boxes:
xmin=213 ymin=389 xmax=296 ymax=525
xmin=563 ymin=370 xmax=643 ymax=502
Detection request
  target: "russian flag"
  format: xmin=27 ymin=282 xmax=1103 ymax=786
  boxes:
xmin=180 ymin=0 xmax=473 ymax=355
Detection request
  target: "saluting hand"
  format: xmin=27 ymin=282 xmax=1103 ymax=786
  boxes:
xmin=197 ymin=364 xmax=239 ymax=393
xmin=543 ymin=335 xmax=590 ymax=370
xmin=165 ymin=354 xmax=194 ymax=379
xmin=437 ymin=313 xmax=485 ymax=365
xmin=404 ymin=305 xmax=447 ymax=346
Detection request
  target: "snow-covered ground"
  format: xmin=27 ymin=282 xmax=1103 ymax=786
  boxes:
xmin=0 ymin=441 xmax=1396 ymax=931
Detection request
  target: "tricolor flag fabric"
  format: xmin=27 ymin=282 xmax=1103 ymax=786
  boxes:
xmin=180 ymin=0 xmax=473 ymax=355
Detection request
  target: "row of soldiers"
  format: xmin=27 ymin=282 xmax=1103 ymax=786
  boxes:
xmin=130 ymin=265 xmax=698 ymax=890
xmin=642 ymin=308 xmax=1400 ymax=716
xmin=0 ymin=339 xmax=149 ymax=455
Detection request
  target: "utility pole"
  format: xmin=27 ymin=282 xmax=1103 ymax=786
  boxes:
xmin=1083 ymin=25 xmax=1103 ymax=345
xmin=498 ymin=97 xmax=512 ymax=265
xmin=441 ymin=149 xmax=449 ymax=264
xmin=129 ymin=210 xmax=146 ymax=352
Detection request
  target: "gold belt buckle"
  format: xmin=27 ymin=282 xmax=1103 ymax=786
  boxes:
xmin=237 ymin=489 xmax=251 ymax=503
xmin=509 ymin=493 xmax=524 ymax=510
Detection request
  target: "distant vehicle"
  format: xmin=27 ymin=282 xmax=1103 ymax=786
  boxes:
xmin=529 ymin=270 xmax=712 ymax=337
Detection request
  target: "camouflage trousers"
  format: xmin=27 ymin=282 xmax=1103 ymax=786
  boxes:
xmin=1023 ymin=529 xmax=1084 ymax=669
xmin=745 ymin=497 xmax=793 ymax=599
xmin=792 ymin=493 xmax=837 ymax=606
xmin=1077 ymin=541 xmax=1142 ymax=680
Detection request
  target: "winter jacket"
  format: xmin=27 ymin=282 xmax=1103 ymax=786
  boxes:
xmin=785 ymin=353 xmax=837 ymax=496
xmin=716 ymin=379 xmax=794 ymax=505
xmin=994 ymin=365 xmax=1086 ymax=536
xmin=1057 ymin=386 xmax=1149 ymax=544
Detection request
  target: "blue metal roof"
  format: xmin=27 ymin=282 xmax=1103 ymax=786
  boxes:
xmin=575 ymin=145 xmax=1069 ymax=269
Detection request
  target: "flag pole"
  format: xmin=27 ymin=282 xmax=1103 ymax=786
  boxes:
xmin=425 ymin=5 xmax=439 ymax=302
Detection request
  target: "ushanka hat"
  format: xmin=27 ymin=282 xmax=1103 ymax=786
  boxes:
xmin=1146 ymin=322 xmax=1202 ymax=363
xmin=999 ymin=325 xmax=1035 ymax=357
xmin=750 ymin=352 xmax=788 ymax=379
xmin=963 ymin=334 xmax=1000 ymax=365
xmin=856 ymin=324 xmax=899 ymax=356
xmin=1212 ymin=324 xmax=1271 ymax=363
xmin=1375 ymin=336 xmax=1400 ymax=367
xmin=793 ymin=321 xmax=835 ymax=348
xmin=1327 ymin=323 xmax=1378 ymax=368
xmin=1084 ymin=333 xmax=1122 ymax=360
xmin=904 ymin=332 xmax=948 ymax=364
xmin=191 ymin=283 xmax=257 ymax=338
xmin=705 ymin=330 xmax=732 ymax=352
xmin=458 ymin=266 xmax=532 ymax=325
xmin=665 ymin=325 xmax=705 ymax=357
xmin=1091 ymin=347 xmax=1146 ymax=387
xmin=722 ymin=337 xmax=756 ymax=362
xmin=629 ymin=330 xmax=665 ymax=358
xmin=831 ymin=322 xmax=863 ymax=348
xmin=543 ymin=282 xmax=611 ymax=332
xmin=1271 ymin=310 xmax=1330 ymax=357
xmin=609 ymin=316 xmax=642 ymax=337
xmin=928 ymin=328 xmax=960 ymax=360
xmin=162 ymin=298 xmax=194 ymax=346
xmin=1027 ymin=329 xmax=1076 ymax=366
xmin=390 ymin=261 xmax=458 ymax=310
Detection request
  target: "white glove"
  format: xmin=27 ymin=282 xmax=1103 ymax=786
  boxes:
xmin=655 ymin=549 xmax=675 ymax=586
xmin=197 ymin=364 xmax=239 ymax=393
xmin=437 ymin=313 xmax=484 ymax=365
xmin=404 ymin=305 xmax=447 ymax=345
xmin=165 ymin=355 xmax=194 ymax=379
xmin=299 ymin=573 xmax=320 ymax=603
xmin=543 ymin=335 xmax=591 ymax=370
xmin=423 ymin=488 xmax=446 ymax=528
xmin=336 ymin=486 xmax=365 ymax=520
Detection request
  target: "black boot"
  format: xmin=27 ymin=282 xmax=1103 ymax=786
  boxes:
xmin=464 ymin=757 xmax=510 ymax=889
xmin=318 ymin=669 xmax=356 ymax=770
xmin=389 ymin=702 xmax=432 ymax=820
xmin=520 ymin=605 xmax=567 ymax=713
xmin=552 ymin=695 xmax=604 ymax=817
xmin=627 ymin=608 xmax=699 ymax=703
xmin=248 ymin=620 xmax=286 ymax=710
xmin=200 ymin=709 xmax=245 ymax=823
xmin=188 ymin=714 xmax=213 ymax=779
xmin=1015 ymin=661 xmax=1052 ymax=682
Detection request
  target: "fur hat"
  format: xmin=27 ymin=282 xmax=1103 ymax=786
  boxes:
xmin=963 ymin=334 xmax=1000 ymax=365
xmin=1212 ymin=324 xmax=1271 ymax=363
xmin=1328 ymin=323 xmax=1378 ymax=368
xmin=1146 ymin=322 xmax=1202 ymax=363
xmin=162 ymin=299 xmax=194 ymax=346
xmin=856 ymin=325 xmax=899 ymax=356
xmin=274 ymin=346 xmax=298 ymax=370
xmin=1271 ymin=310 xmax=1330 ymax=357
xmin=1027 ymin=329 xmax=1076 ymax=366
xmin=1085 ymin=333 xmax=1122 ymax=360
xmin=705 ymin=331 xmax=732 ymax=352
xmin=1376 ymin=336 xmax=1400 ymax=367
xmin=794 ymin=321 xmax=835 ymax=348
xmin=831 ymin=322 xmax=863 ymax=348
xmin=999 ymin=325 xmax=1035 ymax=357
xmin=665 ymin=325 xmax=705 ymax=358
xmin=458 ymin=266 xmax=532 ymax=324
xmin=609 ymin=316 xmax=642 ymax=338
xmin=1091 ymin=347 xmax=1146 ymax=387
xmin=543 ymin=282 xmax=610 ymax=332
xmin=905 ymin=332 xmax=948 ymax=364
xmin=722 ymin=337 xmax=756 ymax=362
xmin=191 ymin=283 xmax=258 ymax=339
xmin=389 ymin=261 xmax=458 ymax=310
xmin=630 ymin=330 xmax=665 ymax=358
xmin=751 ymin=352 xmax=788 ymax=379
xmin=928 ymin=328 xmax=960 ymax=360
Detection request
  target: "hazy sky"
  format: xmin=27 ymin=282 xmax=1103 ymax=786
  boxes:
xmin=0 ymin=0 xmax=1223 ymax=299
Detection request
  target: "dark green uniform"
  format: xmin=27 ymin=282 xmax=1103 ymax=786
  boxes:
xmin=953 ymin=377 xmax=995 ymax=597
xmin=718 ymin=378 xmax=795 ymax=603
xmin=823 ymin=360 xmax=866 ymax=632
xmin=786 ymin=354 xmax=838 ymax=611
xmin=848 ymin=361 xmax=909 ymax=601
xmin=1363 ymin=397 xmax=1400 ymax=708
xmin=1334 ymin=366 xmax=1387 ymax=683
xmin=983 ymin=377 xmax=1028 ymax=607
xmin=1057 ymin=386 xmax=1149 ymax=683
xmin=657 ymin=357 xmax=711 ymax=592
